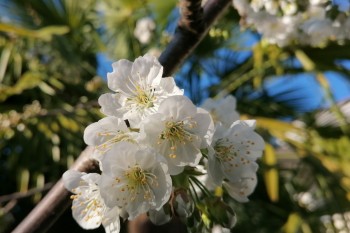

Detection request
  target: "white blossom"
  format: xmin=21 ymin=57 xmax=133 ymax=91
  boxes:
xmin=300 ymin=18 xmax=335 ymax=46
xmin=140 ymin=95 xmax=214 ymax=175
xmin=134 ymin=17 xmax=156 ymax=44
xmin=99 ymin=142 xmax=172 ymax=220
xmin=99 ymin=54 xmax=183 ymax=127
xmin=250 ymin=13 xmax=299 ymax=46
xmin=201 ymin=95 xmax=239 ymax=128
xmin=62 ymin=170 xmax=120 ymax=233
xmin=83 ymin=116 xmax=138 ymax=161
xmin=232 ymin=0 xmax=345 ymax=47
xmin=207 ymin=120 xmax=264 ymax=200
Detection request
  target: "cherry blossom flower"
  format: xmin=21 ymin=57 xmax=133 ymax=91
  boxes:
xmin=62 ymin=170 xmax=120 ymax=233
xmin=99 ymin=142 xmax=172 ymax=220
xmin=140 ymin=95 xmax=214 ymax=175
xmin=98 ymin=54 xmax=183 ymax=127
xmin=207 ymin=120 xmax=264 ymax=200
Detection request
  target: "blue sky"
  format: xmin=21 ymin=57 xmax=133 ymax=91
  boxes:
xmin=96 ymin=1 xmax=350 ymax=113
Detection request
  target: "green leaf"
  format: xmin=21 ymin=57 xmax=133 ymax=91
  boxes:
xmin=0 ymin=23 xmax=69 ymax=41
xmin=263 ymin=143 xmax=279 ymax=202
xmin=0 ymin=72 xmax=43 ymax=101
xmin=283 ymin=213 xmax=302 ymax=233
xmin=148 ymin=0 xmax=177 ymax=27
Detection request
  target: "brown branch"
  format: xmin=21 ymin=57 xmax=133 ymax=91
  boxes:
xmin=178 ymin=0 xmax=204 ymax=34
xmin=159 ymin=0 xmax=232 ymax=77
xmin=12 ymin=147 xmax=100 ymax=233
xmin=13 ymin=0 xmax=232 ymax=232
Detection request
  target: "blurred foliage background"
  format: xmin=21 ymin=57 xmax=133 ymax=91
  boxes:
xmin=1 ymin=0 xmax=350 ymax=232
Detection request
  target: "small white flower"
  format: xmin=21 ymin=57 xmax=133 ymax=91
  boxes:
xmin=207 ymin=120 xmax=264 ymax=186
xmin=201 ymin=95 xmax=239 ymax=128
xmin=134 ymin=17 xmax=156 ymax=44
xmin=99 ymin=54 xmax=183 ymax=127
xmin=300 ymin=18 xmax=335 ymax=46
xmin=83 ymin=116 xmax=137 ymax=161
xmin=250 ymin=13 xmax=299 ymax=46
xmin=140 ymin=95 xmax=214 ymax=175
xmin=99 ymin=142 xmax=172 ymax=220
xmin=62 ymin=170 xmax=120 ymax=233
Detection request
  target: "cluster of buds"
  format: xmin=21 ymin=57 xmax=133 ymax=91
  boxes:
xmin=62 ymin=54 xmax=264 ymax=232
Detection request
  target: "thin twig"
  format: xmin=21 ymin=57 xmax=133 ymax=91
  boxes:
xmin=0 ymin=182 xmax=53 ymax=204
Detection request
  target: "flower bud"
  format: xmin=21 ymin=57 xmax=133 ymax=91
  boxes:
xmin=148 ymin=204 xmax=172 ymax=225
xmin=174 ymin=190 xmax=194 ymax=221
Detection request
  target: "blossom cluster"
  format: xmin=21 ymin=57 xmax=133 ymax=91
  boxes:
xmin=233 ymin=0 xmax=350 ymax=47
xmin=62 ymin=54 xmax=265 ymax=232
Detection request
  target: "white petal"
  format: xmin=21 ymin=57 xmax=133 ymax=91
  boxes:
xmin=223 ymin=172 xmax=258 ymax=203
xmin=72 ymin=198 xmax=103 ymax=229
xmin=207 ymin=147 xmax=224 ymax=185
xmin=201 ymin=95 xmax=239 ymax=127
xmin=62 ymin=170 xmax=85 ymax=192
xmin=83 ymin=117 xmax=128 ymax=146
xmin=107 ymin=59 xmax=133 ymax=91
xmin=131 ymin=54 xmax=162 ymax=87
xmin=102 ymin=207 xmax=121 ymax=233
xmin=158 ymin=96 xmax=197 ymax=120
xmin=159 ymin=77 xmax=184 ymax=96
xmin=98 ymin=93 xmax=125 ymax=118
xmin=193 ymin=108 xmax=214 ymax=147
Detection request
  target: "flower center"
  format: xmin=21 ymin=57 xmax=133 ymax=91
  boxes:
xmin=126 ymin=166 xmax=148 ymax=186
xmin=128 ymin=85 xmax=155 ymax=109
xmin=214 ymin=138 xmax=251 ymax=171
xmin=159 ymin=119 xmax=197 ymax=158
xmin=70 ymin=186 xmax=104 ymax=222
xmin=214 ymin=138 xmax=236 ymax=162
xmin=117 ymin=165 xmax=158 ymax=201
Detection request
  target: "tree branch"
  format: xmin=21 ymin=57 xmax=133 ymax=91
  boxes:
xmin=159 ymin=0 xmax=232 ymax=77
xmin=12 ymin=0 xmax=232 ymax=232
xmin=12 ymin=147 xmax=100 ymax=233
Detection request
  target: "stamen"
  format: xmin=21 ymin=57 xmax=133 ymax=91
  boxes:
xmin=159 ymin=118 xmax=198 ymax=158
